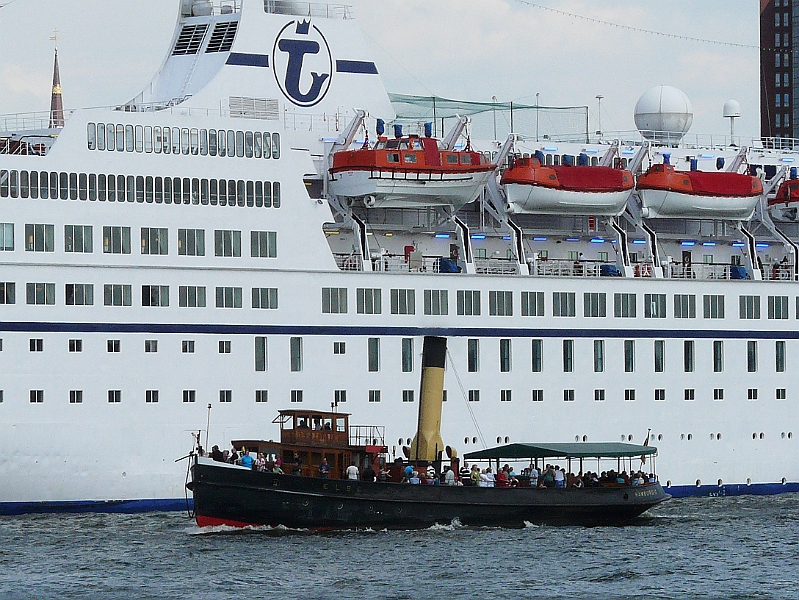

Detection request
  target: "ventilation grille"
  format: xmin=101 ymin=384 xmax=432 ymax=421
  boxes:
xmin=206 ymin=21 xmax=239 ymax=53
xmin=229 ymin=97 xmax=280 ymax=120
xmin=172 ymin=24 xmax=209 ymax=56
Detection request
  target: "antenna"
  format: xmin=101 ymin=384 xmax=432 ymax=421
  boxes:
xmin=205 ymin=404 xmax=212 ymax=449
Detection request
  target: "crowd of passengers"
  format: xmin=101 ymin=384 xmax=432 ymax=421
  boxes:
xmin=204 ymin=445 xmax=657 ymax=488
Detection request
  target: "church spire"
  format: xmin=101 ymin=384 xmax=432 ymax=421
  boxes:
xmin=49 ymin=31 xmax=64 ymax=129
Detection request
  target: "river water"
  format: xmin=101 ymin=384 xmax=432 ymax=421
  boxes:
xmin=1 ymin=494 xmax=796 ymax=599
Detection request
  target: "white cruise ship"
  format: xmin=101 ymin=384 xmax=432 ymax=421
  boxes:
xmin=1 ymin=0 xmax=797 ymax=514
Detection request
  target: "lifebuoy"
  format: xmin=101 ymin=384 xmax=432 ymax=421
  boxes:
xmin=636 ymin=263 xmax=652 ymax=277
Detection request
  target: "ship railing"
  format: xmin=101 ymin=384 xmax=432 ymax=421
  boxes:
xmin=334 ymin=252 xmax=363 ymax=271
xmin=762 ymin=263 xmax=795 ymax=281
xmin=349 ymin=425 xmax=386 ymax=448
xmin=475 ymin=257 xmax=520 ymax=275
xmin=667 ymin=263 xmax=733 ymax=281
xmin=264 ymin=1 xmax=352 ymax=19
xmin=0 ymin=110 xmax=75 ymax=134
xmin=373 ymin=255 xmax=442 ymax=274
xmin=283 ymin=109 xmax=352 ymax=133
xmin=532 ymin=259 xmax=602 ymax=278
xmin=0 ymin=136 xmax=56 ymax=157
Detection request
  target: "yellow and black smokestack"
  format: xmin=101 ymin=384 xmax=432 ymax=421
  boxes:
xmin=411 ymin=336 xmax=447 ymax=462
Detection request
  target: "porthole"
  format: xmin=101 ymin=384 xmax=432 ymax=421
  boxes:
xmin=504 ymin=436 xmax=509 ymax=443
xmin=472 ymin=437 xmax=477 ymax=444
xmin=759 ymin=433 xmax=765 ymax=440
xmin=709 ymin=433 xmax=715 ymax=440
xmin=782 ymin=477 xmax=787 ymax=485
xmin=680 ymin=434 xmax=685 ymax=440
xmin=746 ymin=478 xmax=752 ymax=486
xmin=717 ymin=433 xmax=722 ymax=440
xmin=464 ymin=437 xmax=469 ymax=445
xmin=657 ymin=434 xmax=663 ymax=441
xmin=497 ymin=436 xmax=502 ymax=444
xmin=628 ymin=435 xmax=633 ymax=442
xmin=752 ymin=433 xmax=757 ymax=440
xmin=582 ymin=435 xmax=588 ymax=442
xmin=398 ymin=438 xmax=403 ymax=446
xmin=717 ymin=479 xmax=723 ymax=487
xmin=695 ymin=479 xmax=701 ymax=487
xmin=789 ymin=432 xmax=794 ymax=439
xmin=687 ymin=434 xmax=693 ymax=441
xmin=782 ymin=432 xmax=786 ymax=439
xmin=666 ymin=480 xmax=672 ymax=488
xmin=406 ymin=438 xmax=412 ymax=445
xmin=575 ymin=436 xmax=580 ymax=442
xmin=620 ymin=435 xmax=625 ymax=441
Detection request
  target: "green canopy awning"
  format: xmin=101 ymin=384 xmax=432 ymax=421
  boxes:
xmin=464 ymin=442 xmax=657 ymax=461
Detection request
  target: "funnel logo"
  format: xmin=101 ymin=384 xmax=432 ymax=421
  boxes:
xmin=273 ymin=20 xmax=332 ymax=107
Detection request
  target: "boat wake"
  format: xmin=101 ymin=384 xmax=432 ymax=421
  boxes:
xmin=426 ymin=517 xmax=463 ymax=531
xmin=186 ymin=523 xmax=309 ymax=536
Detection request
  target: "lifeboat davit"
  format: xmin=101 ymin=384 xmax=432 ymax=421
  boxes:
xmin=637 ymin=160 xmax=763 ymax=219
xmin=328 ymin=135 xmax=495 ymax=210
xmin=500 ymin=157 xmax=634 ymax=216
xmin=768 ymin=179 xmax=799 ymax=222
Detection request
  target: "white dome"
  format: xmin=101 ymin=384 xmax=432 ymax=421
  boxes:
xmin=723 ymin=99 xmax=741 ymax=118
xmin=634 ymin=86 xmax=693 ymax=142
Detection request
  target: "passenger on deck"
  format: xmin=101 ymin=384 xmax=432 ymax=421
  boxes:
xmin=529 ymin=465 xmax=539 ymax=487
xmin=362 ymin=464 xmax=376 ymax=482
xmin=378 ymin=466 xmax=390 ymax=482
xmin=255 ymin=453 xmax=266 ymax=472
xmin=346 ymin=463 xmax=359 ymax=481
xmin=240 ymin=450 xmax=254 ymax=470
xmin=459 ymin=462 xmax=471 ymax=485
xmin=211 ymin=445 xmax=225 ymax=462
xmin=312 ymin=419 xmax=321 ymax=430
xmin=298 ymin=419 xmax=309 ymax=429
xmin=291 ymin=451 xmax=303 ymax=476
xmin=484 ymin=467 xmax=495 ymax=488
xmin=403 ymin=464 xmax=414 ymax=482
xmin=554 ymin=467 xmax=565 ymax=488
xmin=470 ymin=464 xmax=481 ymax=487
xmin=318 ymin=457 xmax=331 ymax=478
xmin=272 ymin=462 xmax=284 ymax=474
xmin=444 ymin=466 xmax=456 ymax=486
xmin=495 ymin=469 xmax=509 ymax=488
xmin=409 ymin=471 xmax=421 ymax=485
xmin=541 ymin=465 xmax=555 ymax=488
xmin=229 ymin=448 xmax=239 ymax=464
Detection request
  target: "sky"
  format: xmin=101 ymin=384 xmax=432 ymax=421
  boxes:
xmin=0 ymin=0 xmax=761 ymax=138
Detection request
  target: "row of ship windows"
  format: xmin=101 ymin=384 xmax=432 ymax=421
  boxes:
xmin=0 ymin=171 xmax=282 ymax=207
xmin=0 ymin=224 xmax=276 ymax=258
xmin=322 ymin=288 xmax=797 ymax=321
xmin=86 ymin=124 xmax=281 ymax=160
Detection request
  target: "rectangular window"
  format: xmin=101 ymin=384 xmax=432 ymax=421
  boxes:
xmin=24 ymin=224 xmax=54 ymax=252
xmin=768 ymin=295 xmax=789 ymax=320
xmin=528 ymin=389 xmax=543 ymax=403
xmin=624 ymin=340 xmax=635 ymax=372
xmin=369 ymin=390 xmax=381 ymax=403
xmin=499 ymin=339 xmax=511 ymax=373
xmin=29 ymin=338 xmax=43 ymax=352
xmin=467 ymin=390 xmax=479 ymax=403
xmin=367 ymin=338 xmax=380 ymax=372
xmin=0 ymin=282 xmax=14 ymax=305
xmin=214 ymin=230 xmax=241 ymax=257
xmin=531 ymin=339 xmax=543 ymax=373
xmin=562 ymin=339 xmax=574 ymax=373
xmin=703 ymin=294 xmax=725 ymax=319
xmin=252 ymin=336 xmax=267 ymax=373
xmin=107 ymin=340 xmax=121 ymax=353
xmin=145 ymin=390 xmax=159 ymax=404
xmin=140 ymin=228 xmax=168 ymax=255
xmin=673 ymin=294 xmax=696 ymax=319
xmin=468 ymin=339 xmax=479 ymax=372
xmin=102 ymin=226 xmax=131 ymax=254
xmin=683 ymin=389 xmax=694 ymax=401
xmin=561 ymin=389 xmax=574 ymax=402
xmin=593 ymin=340 xmax=604 ymax=373
xmin=594 ymin=389 xmax=605 ymax=402
xmin=776 ymin=340 xmax=786 ymax=373
xmin=219 ymin=390 xmax=232 ymax=403
xmin=713 ymin=340 xmax=724 ymax=372
xmin=26 ymin=283 xmax=55 ymax=305
xmin=144 ymin=340 xmax=158 ymax=353
xmin=142 ymin=285 xmax=169 ymax=307
xmin=215 ymin=287 xmax=242 ymax=309
xmin=183 ymin=390 xmax=196 ymax=403
xmin=457 ymin=290 xmax=481 ymax=315
xmin=624 ymin=389 xmax=636 ymax=402
xmin=333 ymin=341 xmax=346 ymax=355
xmin=0 ymin=223 xmax=13 ymax=251
xmin=255 ymin=390 xmax=268 ymax=403
xmin=390 ymin=289 xmax=416 ymax=315
xmin=748 ymin=388 xmax=758 ymax=401
xmin=357 ymin=288 xmax=382 ymax=314
xmin=69 ymin=390 xmax=83 ymax=404
xmin=290 ymin=337 xmax=303 ymax=372
xmin=714 ymin=388 xmax=724 ymax=401
xmin=322 ymin=287 xmax=348 ymax=314
xmin=655 ymin=389 xmax=666 ymax=402
xmin=30 ymin=390 xmax=44 ymax=404
xmin=644 ymin=294 xmax=667 ymax=318
xmin=182 ymin=340 xmax=195 ymax=353
xmin=489 ymin=291 xmax=513 ymax=316
xmin=178 ymin=286 xmax=206 ymax=308
xmin=423 ymin=289 xmax=449 ymax=315
xmin=252 ymin=288 xmax=278 ymax=310
xmin=401 ymin=338 xmax=414 ymax=373
xmin=334 ymin=390 xmax=347 ymax=405
xmin=69 ymin=339 xmax=82 ymax=352
xmin=614 ymin=293 xmax=636 ymax=318
xmin=583 ymin=292 xmax=606 ymax=318
xmin=107 ymin=390 xmax=122 ymax=404
xmin=65 ymin=284 xmax=94 ymax=306
xmin=290 ymin=390 xmax=303 ymax=403
xmin=499 ymin=389 xmax=512 ymax=403
xmin=64 ymin=225 xmax=93 ymax=253
xmin=684 ymin=340 xmax=695 ymax=372
xmin=521 ymin=291 xmax=544 ymax=316
xmin=739 ymin=295 xmax=761 ymax=319
xmin=654 ymin=340 xmax=665 ymax=373
xmin=553 ymin=292 xmax=576 ymax=317
xmin=747 ymin=340 xmax=758 ymax=373
xmin=178 ymin=229 xmax=205 ymax=256
xmin=250 ymin=230 xmax=278 ymax=258
xmin=777 ymin=388 xmax=787 ymax=400
xmin=400 ymin=389 xmax=415 ymax=403
xmin=218 ymin=340 xmax=231 ymax=354
xmin=104 ymin=284 xmax=132 ymax=307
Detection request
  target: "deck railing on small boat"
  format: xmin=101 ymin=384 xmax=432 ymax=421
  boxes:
xmin=349 ymin=425 xmax=385 ymax=448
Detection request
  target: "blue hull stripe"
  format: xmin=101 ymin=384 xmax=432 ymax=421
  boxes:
xmin=226 ymin=53 xmax=270 ymax=67
xmin=1 ymin=321 xmax=799 ymax=340
xmin=1 ymin=483 xmax=797 ymax=515
xmin=336 ymin=59 xmax=378 ymax=74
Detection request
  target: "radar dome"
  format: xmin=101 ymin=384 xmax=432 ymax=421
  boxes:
xmin=723 ymin=100 xmax=741 ymax=118
xmin=634 ymin=86 xmax=693 ymax=143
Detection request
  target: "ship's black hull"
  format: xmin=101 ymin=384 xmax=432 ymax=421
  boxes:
xmin=188 ymin=461 xmax=670 ymax=529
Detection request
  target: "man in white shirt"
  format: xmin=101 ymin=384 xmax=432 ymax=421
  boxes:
xmin=529 ymin=465 xmax=539 ymax=487
xmin=346 ymin=463 xmax=359 ymax=481
xmin=554 ymin=467 xmax=565 ymax=488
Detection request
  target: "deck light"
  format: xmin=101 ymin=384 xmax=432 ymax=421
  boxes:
xmin=702 ymin=242 xmax=717 ymax=247
xmin=435 ymin=233 xmax=451 ymax=239
xmin=756 ymin=243 xmax=770 ymax=248
xmin=566 ymin=237 xmax=580 ymax=242
xmin=533 ymin=237 xmax=548 ymax=242
xmin=732 ymin=242 xmax=746 ymax=248
xmin=590 ymin=238 xmax=605 ymax=244
xmin=632 ymin=239 xmax=647 ymax=245
xmin=502 ymin=236 xmax=512 ymax=241
xmin=543 ymin=146 xmax=558 ymax=152
xmin=681 ymin=241 xmax=696 ymax=247
xmin=781 ymin=158 xmax=796 ymax=163
xmin=471 ymin=234 xmax=486 ymax=240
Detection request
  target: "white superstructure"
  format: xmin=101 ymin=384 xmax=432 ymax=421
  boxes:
xmin=1 ymin=0 xmax=798 ymax=513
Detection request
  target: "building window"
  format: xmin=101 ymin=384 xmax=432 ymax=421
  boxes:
xmin=368 ymin=390 xmax=381 ymax=403
xmin=251 ymin=231 xmax=277 ymax=258
xmin=183 ymin=390 xmax=196 ymax=403
xmin=654 ymin=340 xmax=665 ymax=373
xmin=624 ymin=389 xmax=636 ymax=402
xmin=499 ymin=339 xmax=512 ymax=373
xmin=333 ymin=341 xmax=346 ymax=355
xmin=182 ymin=340 xmax=195 ymax=353
xmin=531 ymin=389 xmax=544 ymax=403
xmin=500 ymin=389 xmax=512 ymax=402
xmin=287 ymin=389 xmax=302 ymax=403
xmin=65 ymin=225 xmax=93 ymax=253
xmin=747 ymin=341 xmax=758 ymax=373
xmin=521 ymin=291 xmax=544 ymax=316
xmin=655 ymin=389 xmax=666 ymax=402
xmin=714 ymin=388 xmax=724 ymax=401
xmin=24 ymin=224 xmax=54 ymax=252
xmin=673 ymin=294 xmax=696 ymax=319
xmin=69 ymin=339 xmax=82 ymax=353
xmin=322 ymin=288 xmax=348 ymax=314
xmin=553 ymin=292 xmax=576 ymax=317
xmin=468 ymin=339 xmax=479 ymax=372
xmin=614 ymin=293 xmax=636 ymax=318
xmin=401 ymin=338 xmax=414 ymax=373
xmin=141 ymin=227 xmax=168 ymax=255
xmin=145 ymin=390 xmax=159 ymax=403
xmin=218 ymin=340 xmax=231 ymax=354
xmin=583 ymin=292 xmax=606 ymax=318
xmin=215 ymin=287 xmax=242 ymax=308
xmin=177 ymin=228 xmax=205 ymax=256
xmin=144 ymin=340 xmax=158 ymax=353
xmin=65 ymin=284 xmax=94 ymax=306
xmin=489 ymin=291 xmax=513 ymax=316
xmin=403 ymin=390 xmax=415 ymax=403
xmin=357 ymin=288 xmax=382 ymax=314
xmin=104 ymin=284 xmax=132 ymax=307
xmin=563 ymin=389 xmax=575 ymax=402
xmin=69 ymin=390 xmax=83 ymax=404
xmin=0 ymin=282 xmax=14 ymax=305
xmin=367 ymin=338 xmax=380 ymax=372
xmin=26 ymin=283 xmax=55 ymax=305
xmin=29 ymin=338 xmax=43 ymax=352
xmin=777 ymin=388 xmax=787 ymax=400
xmin=644 ymin=294 xmax=666 ymax=318
xmin=253 ymin=336 xmax=268 ymax=372
xmin=214 ymin=230 xmax=241 ymax=257
xmin=103 ymin=226 xmax=131 ymax=254
xmin=563 ymin=339 xmax=574 ymax=373
xmin=255 ymin=390 xmax=268 ymax=403
xmin=593 ymin=340 xmax=604 ymax=373
xmin=108 ymin=390 xmax=122 ymax=404
xmin=390 ymin=289 xmax=415 ymax=315
xmin=769 ymin=296 xmax=789 ymax=320
xmin=684 ymin=340 xmax=695 ymax=372
xmin=0 ymin=223 xmax=13 ymax=251
xmin=30 ymin=390 xmax=44 ymax=404
xmin=594 ymin=389 xmax=605 ymax=402
xmin=457 ymin=290 xmax=481 ymax=315
xmin=107 ymin=340 xmax=121 ymax=353
xmin=713 ymin=340 xmax=724 ymax=372
xmin=623 ymin=340 xmax=635 ymax=372
xmin=424 ymin=289 xmax=448 ymax=315
xmin=703 ymin=294 xmax=725 ymax=319
xmin=219 ymin=390 xmax=232 ymax=403
xmin=776 ymin=340 xmax=786 ymax=372
xmin=739 ymin=295 xmax=760 ymax=320
xmin=467 ymin=390 xmax=479 ymax=403
xmin=142 ymin=285 xmax=169 ymax=307
xmin=290 ymin=337 xmax=303 ymax=372
xmin=179 ymin=286 xmax=207 ymax=308
xmin=531 ymin=339 xmax=543 ymax=373
xmin=334 ymin=390 xmax=347 ymax=405
xmin=684 ymin=389 xmax=694 ymax=401
xmin=748 ymin=388 xmax=758 ymax=401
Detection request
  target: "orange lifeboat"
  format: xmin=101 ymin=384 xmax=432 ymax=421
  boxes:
xmin=500 ymin=156 xmax=634 ymax=216
xmin=768 ymin=179 xmax=799 ymax=222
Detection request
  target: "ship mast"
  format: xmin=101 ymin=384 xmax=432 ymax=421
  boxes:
xmin=49 ymin=30 xmax=65 ymax=129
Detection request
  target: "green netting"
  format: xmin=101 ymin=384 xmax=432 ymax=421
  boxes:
xmin=389 ymin=93 xmax=590 ymax=143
